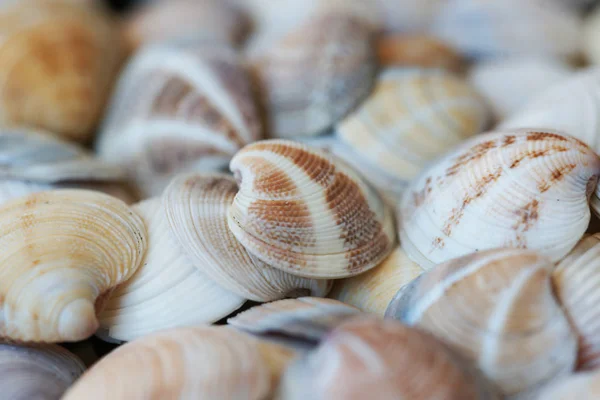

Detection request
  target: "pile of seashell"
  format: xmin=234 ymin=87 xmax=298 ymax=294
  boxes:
xmin=7 ymin=0 xmax=600 ymax=398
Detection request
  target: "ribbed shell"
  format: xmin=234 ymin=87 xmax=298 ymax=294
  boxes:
xmin=329 ymin=247 xmax=425 ymax=316
xmin=163 ymin=173 xmax=331 ymax=302
xmin=0 ymin=0 xmax=122 ymax=142
xmin=0 ymin=189 xmax=147 ymax=342
xmin=279 ymin=317 xmax=502 ymax=400
xmin=97 ymin=198 xmax=245 ymax=343
xmin=399 ymin=129 xmax=600 ymax=269
xmin=62 ymin=326 xmax=295 ymax=400
xmin=533 ymin=370 xmax=600 ymax=400
xmin=336 ymin=68 xmax=489 ymax=202
xmin=385 ymin=249 xmax=577 ymax=398
xmin=228 ymin=140 xmax=396 ymax=279
xmin=97 ymin=40 xmax=262 ymax=197
xmin=0 ymin=343 xmax=85 ymax=400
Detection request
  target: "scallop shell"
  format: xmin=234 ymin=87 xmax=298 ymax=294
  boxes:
xmin=62 ymin=326 xmax=296 ymax=400
xmin=228 ymin=140 xmax=396 ymax=279
xmin=97 ymin=197 xmax=245 ymax=343
xmin=97 ymin=40 xmax=262 ymax=198
xmin=385 ymin=248 xmax=577 ymax=398
xmin=163 ymin=173 xmax=331 ymax=302
xmin=328 ymin=246 xmax=425 ymax=316
xmin=533 ymin=370 xmax=600 ymax=400
xmin=0 ymin=343 xmax=86 ymax=399
xmin=336 ymin=68 xmax=490 ymax=203
xmin=279 ymin=316 xmax=502 ymax=400
xmin=399 ymin=129 xmax=600 ymax=269
xmin=0 ymin=0 xmax=122 ymax=142
xmin=0 ymin=189 xmax=147 ymax=342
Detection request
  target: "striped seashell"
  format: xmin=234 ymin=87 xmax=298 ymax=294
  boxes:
xmin=280 ymin=316 xmax=502 ymax=400
xmin=62 ymin=326 xmax=296 ymax=400
xmin=0 ymin=0 xmax=123 ymax=143
xmin=163 ymin=173 xmax=332 ymax=302
xmin=0 ymin=189 xmax=147 ymax=342
xmin=97 ymin=40 xmax=262 ymax=198
xmin=336 ymin=68 xmax=490 ymax=204
xmin=533 ymin=369 xmax=600 ymax=400
xmin=228 ymin=140 xmax=396 ymax=279
xmin=385 ymin=249 xmax=577 ymax=398
xmin=329 ymin=246 xmax=425 ymax=316
xmin=97 ymin=197 xmax=245 ymax=343
xmin=398 ymin=129 xmax=600 ymax=269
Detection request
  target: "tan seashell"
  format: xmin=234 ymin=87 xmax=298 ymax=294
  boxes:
xmin=399 ymin=129 xmax=600 ymax=269
xmin=329 ymin=246 xmax=425 ymax=316
xmin=533 ymin=369 xmax=600 ymax=400
xmin=97 ymin=40 xmax=262 ymax=198
xmin=0 ymin=342 xmax=86 ymax=399
xmin=279 ymin=316 xmax=502 ymax=400
xmin=62 ymin=326 xmax=296 ymax=400
xmin=0 ymin=189 xmax=147 ymax=342
xmin=385 ymin=249 xmax=577 ymax=398
xmin=97 ymin=197 xmax=245 ymax=343
xmin=336 ymin=68 xmax=490 ymax=204
xmin=163 ymin=173 xmax=331 ymax=302
xmin=228 ymin=140 xmax=396 ymax=279
xmin=0 ymin=0 xmax=122 ymax=143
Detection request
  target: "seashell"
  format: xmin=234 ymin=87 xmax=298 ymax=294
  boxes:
xmin=163 ymin=173 xmax=332 ymax=302
xmin=336 ymin=68 xmax=490 ymax=205
xmin=62 ymin=326 xmax=296 ymax=400
xmin=228 ymin=140 xmax=396 ymax=279
xmin=97 ymin=40 xmax=262 ymax=198
xmin=97 ymin=197 xmax=245 ymax=343
xmin=385 ymin=248 xmax=577 ymax=398
xmin=0 ymin=189 xmax=147 ymax=342
xmin=328 ymin=246 xmax=425 ymax=316
xmin=0 ymin=0 xmax=123 ymax=143
xmin=533 ymin=369 xmax=600 ymax=400
xmin=279 ymin=316 xmax=502 ymax=400
xmin=553 ymin=233 xmax=600 ymax=371
xmin=0 ymin=342 xmax=86 ymax=399
xmin=399 ymin=129 xmax=600 ymax=269
xmin=469 ymin=57 xmax=575 ymax=121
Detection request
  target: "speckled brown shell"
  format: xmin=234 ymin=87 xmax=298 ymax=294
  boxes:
xmin=228 ymin=140 xmax=396 ymax=279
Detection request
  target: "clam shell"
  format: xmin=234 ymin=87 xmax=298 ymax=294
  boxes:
xmin=385 ymin=249 xmax=577 ymax=398
xmin=97 ymin=197 xmax=245 ymax=343
xmin=0 ymin=189 xmax=147 ymax=342
xmin=163 ymin=173 xmax=331 ymax=302
xmin=399 ymin=129 xmax=600 ymax=269
xmin=0 ymin=343 xmax=85 ymax=399
xmin=279 ymin=317 xmax=502 ymax=400
xmin=62 ymin=326 xmax=296 ymax=400
xmin=228 ymin=140 xmax=396 ymax=279
xmin=533 ymin=370 xmax=600 ymax=400
xmin=97 ymin=40 xmax=262 ymax=198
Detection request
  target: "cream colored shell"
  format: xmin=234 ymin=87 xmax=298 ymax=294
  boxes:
xmin=533 ymin=370 xmax=600 ymax=400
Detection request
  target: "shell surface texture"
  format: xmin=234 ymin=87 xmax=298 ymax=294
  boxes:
xmin=385 ymin=248 xmax=577 ymax=398
xmin=0 ymin=189 xmax=147 ymax=342
xmin=228 ymin=140 xmax=396 ymax=279
xmin=399 ymin=128 xmax=600 ymax=269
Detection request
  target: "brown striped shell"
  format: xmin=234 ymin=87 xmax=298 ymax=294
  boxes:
xmin=533 ymin=369 xmax=600 ymax=400
xmin=385 ymin=249 xmax=577 ymax=398
xmin=228 ymin=140 xmax=396 ymax=279
xmin=398 ymin=129 xmax=600 ymax=269
xmin=97 ymin=40 xmax=262 ymax=198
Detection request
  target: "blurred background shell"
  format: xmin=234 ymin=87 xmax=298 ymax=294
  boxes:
xmin=585 ymin=6 xmax=600 ymax=65
xmin=533 ymin=369 xmax=600 ymax=400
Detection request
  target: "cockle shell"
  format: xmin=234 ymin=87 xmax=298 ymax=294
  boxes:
xmin=228 ymin=140 xmax=396 ymax=279
xmin=553 ymin=233 xmax=600 ymax=370
xmin=336 ymin=68 xmax=490 ymax=204
xmin=97 ymin=40 xmax=262 ymax=198
xmin=329 ymin=247 xmax=425 ymax=316
xmin=97 ymin=197 xmax=245 ymax=343
xmin=163 ymin=173 xmax=331 ymax=302
xmin=385 ymin=249 xmax=577 ymax=398
xmin=0 ymin=189 xmax=147 ymax=342
xmin=533 ymin=370 xmax=600 ymax=400
xmin=399 ymin=129 xmax=600 ymax=269
xmin=279 ymin=317 xmax=502 ymax=400
xmin=0 ymin=0 xmax=122 ymax=143
xmin=62 ymin=326 xmax=296 ymax=400
xmin=0 ymin=343 xmax=85 ymax=399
